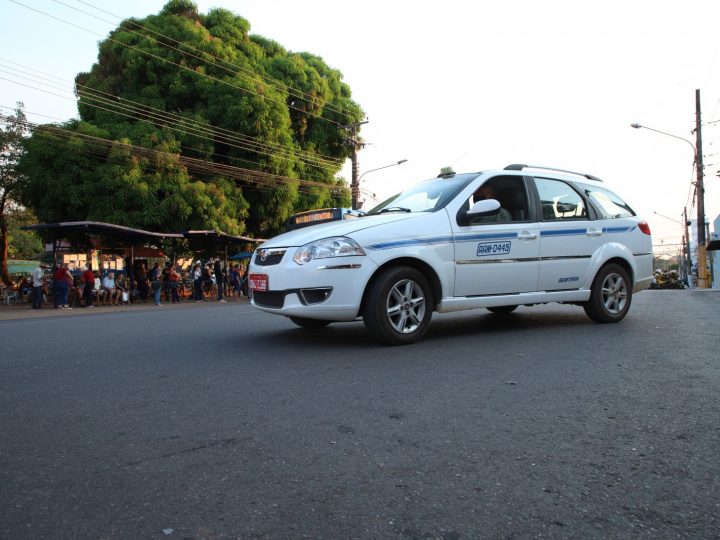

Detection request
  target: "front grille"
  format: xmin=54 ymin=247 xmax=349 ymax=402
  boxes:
xmin=254 ymin=249 xmax=286 ymax=267
xmin=253 ymin=291 xmax=287 ymax=309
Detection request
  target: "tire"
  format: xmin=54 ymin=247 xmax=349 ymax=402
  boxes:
xmin=583 ymin=263 xmax=632 ymax=323
xmin=487 ymin=305 xmax=518 ymax=315
xmin=363 ymin=266 xmax=433 ymax=345
xmin=288 ymin=316 xmax=331 ymax=329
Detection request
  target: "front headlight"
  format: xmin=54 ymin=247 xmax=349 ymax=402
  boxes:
xmin=293 ymin=236 xmax=366 ymax=265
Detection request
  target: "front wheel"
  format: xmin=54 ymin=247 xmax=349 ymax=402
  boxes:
xmin=583 ymin=263 xmax=632 ymax=323
xmin=363 ymin=266 xmax=433 ymax=345
xmin=288 ymin=316 xmax=331 ymax=329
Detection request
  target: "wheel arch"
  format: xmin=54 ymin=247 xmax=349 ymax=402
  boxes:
xmin=597 ymin=256 xmax=634 ymax=284
xmin=360 ymin=257 xmax=442 ymax=316
xmin=586 ymin=242 xmax=637 ymax=289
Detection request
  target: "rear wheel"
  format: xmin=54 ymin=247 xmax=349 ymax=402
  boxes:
xmin=583 ymin=263 xmax=632 ymax=323
xmin=288 ymin=316 xmax=331 ymax=329
xmin=363 ymin=266 xmax=433 ymax=345
xmin=487 ymin=305 xmax=518 ymax=315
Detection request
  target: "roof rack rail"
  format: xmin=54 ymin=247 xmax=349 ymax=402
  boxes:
xmin=504 ymin=164 xmax=602 ymax=182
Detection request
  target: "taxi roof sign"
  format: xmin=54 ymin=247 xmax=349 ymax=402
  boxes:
xmin=438 ymin=166 xmax=455 ymax=178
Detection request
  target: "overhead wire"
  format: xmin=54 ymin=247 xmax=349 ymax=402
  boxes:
xmin=9 ymin=0 xmax=348 ymax=129
xmin=0 ymin=104 xmax=67 ymax=123
xmin=75 ymin=86 xmax=343 ymax=168
xmin=0 ymin=58 xmax=344 ymax=168
xmin=23 ymin=126 xmax=324 ymax=197
xmin=70 ymin=0 xmax=353 ymax=119
xmin=0 ymin=61 xmax=345 ymax=171
xmin=0 ymin=113 xmax=345 ymax=196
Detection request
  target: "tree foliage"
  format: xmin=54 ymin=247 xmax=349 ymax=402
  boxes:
xmin=0 ymin=104 xmax=29 ymax=285
xmin=19 ymin=1 xmax=363 ymax=236
xmin=7 ymin=207 xmax=43 ymax=260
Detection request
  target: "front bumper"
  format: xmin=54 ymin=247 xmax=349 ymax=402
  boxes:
xmin=249 ymin=254 xmax=377 ymax=321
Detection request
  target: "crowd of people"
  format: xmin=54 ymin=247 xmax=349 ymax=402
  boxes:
xmin=7 ymin=258 xmax=249 ymax=310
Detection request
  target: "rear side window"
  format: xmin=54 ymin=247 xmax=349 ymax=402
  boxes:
xmin=576 ymin=182 xmax=636 ymax=219
xmin=534 ymin=178 xmax=588 ymax=221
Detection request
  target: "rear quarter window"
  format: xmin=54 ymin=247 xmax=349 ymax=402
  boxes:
xmin=576 ymin=182 xmax=636 ymax=219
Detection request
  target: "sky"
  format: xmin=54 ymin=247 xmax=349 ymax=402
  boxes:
xmin=2 ymin=0 xmax=720 ymax=252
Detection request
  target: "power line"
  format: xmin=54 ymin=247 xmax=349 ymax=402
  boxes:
xmin=0 ymin=104 xmax=66 ymax=122
xmin=10 ymin=0 xmax=347 ymax=129
xmin=0 ymin=62 xmax=344 ymax=171
xmin=0 ymin=113 xmax=345 ymax=196
xmin=0 ymin=58 xmax=344 ymax=168
xmin=69 ymin=0 xmax=353 ymax=119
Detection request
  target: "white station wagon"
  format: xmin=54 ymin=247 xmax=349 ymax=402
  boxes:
xmin=249 ymin=164 xmax=653 ymax=345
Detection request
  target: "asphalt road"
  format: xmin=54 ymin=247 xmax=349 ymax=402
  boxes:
xmin=1 ymin=291 xmax=719 ymax=539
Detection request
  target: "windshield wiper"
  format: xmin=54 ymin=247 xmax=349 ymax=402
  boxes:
xmin=379 ymin=206 xmax=412 ymax=214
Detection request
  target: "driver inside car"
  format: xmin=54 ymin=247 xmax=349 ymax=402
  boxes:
xmin=469 ymin=184 xmax=512 ymax=223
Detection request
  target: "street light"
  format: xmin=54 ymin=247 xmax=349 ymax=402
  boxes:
xmin=353 ymin=159 xmax=408 ymax=209
xmin=631 ymin=120 xmax=709 ymax=288
xmin=358 ymin=159 xmax=408 ymax=182
xmin=652 ymin=210 xmax=682 ymax=225
xmin=630 ymin=123 xmax=696 ymax=154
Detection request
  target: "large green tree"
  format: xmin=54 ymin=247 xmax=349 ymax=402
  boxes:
xmin=20 ymin=0 xmax=363 ymax=236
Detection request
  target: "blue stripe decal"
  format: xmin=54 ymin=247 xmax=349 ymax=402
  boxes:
xmin=604 ymin=226 xmax=632 ymax=233
xmin=540 ymin=226 xmax=633 ymax=237
xmin=540 ymin=228 xmax=587 ymax=236
xmin=367 ymin=236 xmax=454 ymax=250
xmin=456 ymin=232 xmax=518 ymax=241
xmin=367 ymin=225 xmax=635 ymax=250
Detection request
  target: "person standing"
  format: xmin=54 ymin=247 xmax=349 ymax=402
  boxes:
xmin=82 ymin=264 xmax=96 ymax=307
xmin=167 ymin=264 xmax=181 ymax=304
xmin=136 ymin=262 xmax=148 ymax=303
xmin=150 ymin=261 xmax=163 ymax=306
xmin=31 ymin=262 xmax=47 ymax=309
xmin=228 ymin=264 xmax=240 ymax=301
xmin=214 ymin=258 xmax=225 ymax=302
xmin=55 ymin=263 xmax=72 ymax=309
xmin=162 ymin=262 xmax=172 ymax=304
xmin=192 ymin=263 xmax=203 ymax=302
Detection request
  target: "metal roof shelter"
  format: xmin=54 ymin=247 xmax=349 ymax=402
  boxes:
xmin=22 ymin=221 xmax=264 ymax=268
xmin=183 ymin=230 xmax=265 ymax=264
xmin=24 ymin=221 xmax=184 ymax=269
xmin=23 ymin=221 xmax=183 ymax=242
xmin=184 ymin=230 xmax=261 ymax=245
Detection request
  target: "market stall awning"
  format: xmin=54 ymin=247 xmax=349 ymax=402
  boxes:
xmin=7 ymin=260 xmax=39 ymax=274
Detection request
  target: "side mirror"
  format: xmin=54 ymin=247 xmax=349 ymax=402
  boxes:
xmin=459 ymin=199 xmax=501 ymax=226
xmin=468 ymin=199 xmax=501 ymax=215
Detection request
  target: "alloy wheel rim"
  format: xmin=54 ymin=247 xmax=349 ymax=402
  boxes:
xmin=601 ymin=272 xmax=627 ymax=314
xmin=386 ymin=279 xmax=426 ymax=334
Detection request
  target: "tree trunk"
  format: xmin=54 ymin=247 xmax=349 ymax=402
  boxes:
xmin=0 ymin=218 xmax=10 ymax=286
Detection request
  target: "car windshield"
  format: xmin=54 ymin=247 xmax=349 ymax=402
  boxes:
xmin=366 ymin=173 xmax=479 ymax=215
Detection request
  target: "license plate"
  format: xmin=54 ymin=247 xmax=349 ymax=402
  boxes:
xmin=248 ymin=273 xmax=268 ymax=292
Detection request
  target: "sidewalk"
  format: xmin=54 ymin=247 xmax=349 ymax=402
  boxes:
xmin=0 ymin=297 xmax=249 ymax=321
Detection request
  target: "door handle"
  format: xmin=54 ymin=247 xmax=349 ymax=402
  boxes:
xmin=587 ymin=228 xmax=603 ymax=237
xmin=517 ymin=231 xmax=538 ymax=240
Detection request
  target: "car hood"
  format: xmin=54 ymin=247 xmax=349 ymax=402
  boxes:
xmin=259 ymin=213 xmax=426 ymax=248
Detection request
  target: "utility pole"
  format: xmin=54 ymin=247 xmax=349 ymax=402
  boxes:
xmin=683 ymin=207 xmax=692 ymax=285
xmin=342 ymin=120 xmax=368 ymax=210
xmin=694 ymin=89 xmax=708 ymax=288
